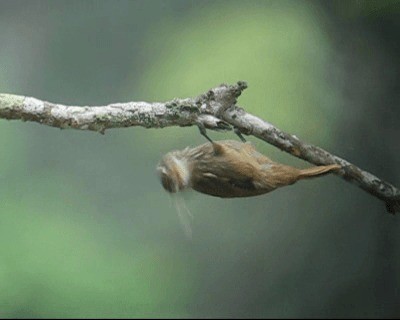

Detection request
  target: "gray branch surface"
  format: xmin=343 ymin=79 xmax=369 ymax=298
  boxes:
xmin=0 ymin=82 xmax=399 ymax=213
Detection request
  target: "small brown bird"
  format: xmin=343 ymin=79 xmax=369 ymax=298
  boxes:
xmin=157 ymin=139 xmax=341 ymax=198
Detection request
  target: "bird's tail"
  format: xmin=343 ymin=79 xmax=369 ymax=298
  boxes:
xmin=298 ymin=164 xmax=341 ymax=179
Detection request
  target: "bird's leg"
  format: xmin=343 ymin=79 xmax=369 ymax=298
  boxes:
xmin=197 ymin=123 xmax=213 ymax=144
xmin=234 ymin=127 xmax=246 ymax=143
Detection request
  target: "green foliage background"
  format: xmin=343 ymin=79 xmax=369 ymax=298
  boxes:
xmin=0 ymin=0 xmax=399 ymax=318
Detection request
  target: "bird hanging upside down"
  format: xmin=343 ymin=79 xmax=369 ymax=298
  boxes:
xmin=157 ymin=139 xmax=341 ymax=198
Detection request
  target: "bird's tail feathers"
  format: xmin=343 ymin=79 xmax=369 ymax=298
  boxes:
xmin=298 ymin=164 xmax=341 ymax=179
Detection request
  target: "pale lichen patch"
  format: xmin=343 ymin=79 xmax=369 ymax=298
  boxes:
xmin=24 ymin=97 xmax=46 ymax=114
xmin=0 ymin=94 xmax=25 ymax=111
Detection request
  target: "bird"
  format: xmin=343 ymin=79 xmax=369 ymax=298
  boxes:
xmin=157 ymin=139 xmax=341 ymax=198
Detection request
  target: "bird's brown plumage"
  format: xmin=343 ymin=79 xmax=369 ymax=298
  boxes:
xmin=157 ymin=140 xmax=341 ymax=198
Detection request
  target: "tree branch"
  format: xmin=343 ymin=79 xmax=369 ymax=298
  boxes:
xmin=0 ymin=81 xmax=399 ymax=213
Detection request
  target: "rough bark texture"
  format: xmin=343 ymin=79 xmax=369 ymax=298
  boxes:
xmin=0 ymin=81 xmax=399 ymax=213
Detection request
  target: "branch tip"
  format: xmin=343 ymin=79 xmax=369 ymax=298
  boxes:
xmin=386 ymin=197 xmax=400 ymax=215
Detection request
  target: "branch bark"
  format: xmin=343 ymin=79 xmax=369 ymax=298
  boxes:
xmin=0 ymin=82 xmax=399 ymax=213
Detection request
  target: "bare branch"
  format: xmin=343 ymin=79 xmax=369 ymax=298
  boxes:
xmin=0 ymin=82 xmax=399 ymax=213
xmin=0 ymin=93 xmax=230 ymax=134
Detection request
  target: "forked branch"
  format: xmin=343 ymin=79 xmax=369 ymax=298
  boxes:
xmin=0 ymin=82 xmax=399 ymax=213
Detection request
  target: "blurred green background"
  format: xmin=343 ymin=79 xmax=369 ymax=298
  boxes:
xmin=0 ymin=0 xmax=399 ymax=318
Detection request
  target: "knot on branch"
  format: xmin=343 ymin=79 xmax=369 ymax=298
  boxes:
xmin=196 ymin=81 xmax=248 ymax=116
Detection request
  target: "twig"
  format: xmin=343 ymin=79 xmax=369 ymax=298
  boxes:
xmin=0 ymin=82 xmax=399 ymax=213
